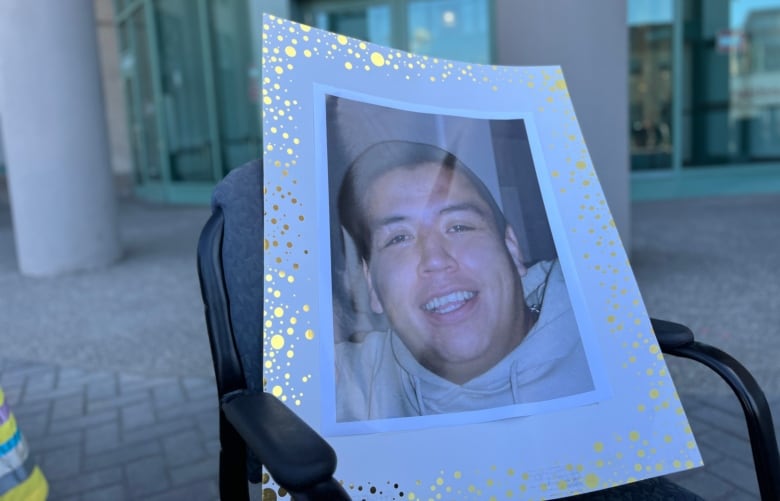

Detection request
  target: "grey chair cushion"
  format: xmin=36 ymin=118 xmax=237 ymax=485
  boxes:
xmin=211 ymin=160 xmax=264 ymax=393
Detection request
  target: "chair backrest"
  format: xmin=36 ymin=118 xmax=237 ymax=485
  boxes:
xmin=204 ymin=160 xmax=265 ymax=394
xmin=199 ymin=159 xmax=780 ymax=500
xmin=197 ymin=160 xmax=266 ymax=494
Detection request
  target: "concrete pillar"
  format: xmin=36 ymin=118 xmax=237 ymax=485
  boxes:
xmin=0 ymin=0 xmax=121 ymax=276
xmin=495 ymin=0 xmax=630 ymax=248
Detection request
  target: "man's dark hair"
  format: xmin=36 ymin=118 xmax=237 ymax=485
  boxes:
xmin=337 ymin=140 xmax=507 ymax=262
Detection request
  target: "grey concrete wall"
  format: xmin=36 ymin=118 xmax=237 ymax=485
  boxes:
xmin=494 ymin=0 xmax=630 ymax=248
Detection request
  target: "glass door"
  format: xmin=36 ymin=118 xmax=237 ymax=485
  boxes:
xmin=116 ymin=0 xmax=260 ymax=203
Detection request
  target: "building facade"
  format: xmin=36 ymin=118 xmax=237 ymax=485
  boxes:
xmin=4 ymin=0 xmax=778 ymax=222
xmin=104 ymin=0 xmax=780 ymax=206
xmin=629 ymin=0 xmax=780 ymax=198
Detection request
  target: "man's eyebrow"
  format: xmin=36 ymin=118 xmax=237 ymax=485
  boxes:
xmin=369 ymin=202 xmax=490 ymax=230
xmin=439 ymin=202 xmax=490 ymax=218
xmin=369 ymin=214 xmax=409 ymax=230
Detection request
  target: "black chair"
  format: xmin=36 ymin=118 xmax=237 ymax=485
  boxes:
xmin=197 ymin=160 xmax=780 ymax=500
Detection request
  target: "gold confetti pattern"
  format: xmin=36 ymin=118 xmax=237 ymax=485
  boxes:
xmin=262 ymin=14 xmax=701 ymax=500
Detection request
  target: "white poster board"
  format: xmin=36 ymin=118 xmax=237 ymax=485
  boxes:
xmin=261 ymin=14 xmax=701 ymax=499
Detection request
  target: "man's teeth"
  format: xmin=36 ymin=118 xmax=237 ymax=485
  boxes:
xmin=423 ymin=291 xmax=475 ymax=313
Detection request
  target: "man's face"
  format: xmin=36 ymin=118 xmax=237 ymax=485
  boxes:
xmin=362 ymin=162 xmax=528 ymax=383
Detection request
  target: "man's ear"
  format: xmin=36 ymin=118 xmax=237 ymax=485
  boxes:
xmin=504 ymin=225 xmax=528 ymax=277
xmin=362 ymin=259 xmax=384 ymax=314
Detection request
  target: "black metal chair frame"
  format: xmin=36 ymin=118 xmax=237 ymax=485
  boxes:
xmin=198 ymin=193 xmax=780 ymax=501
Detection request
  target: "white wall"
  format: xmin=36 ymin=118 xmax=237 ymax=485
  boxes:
xmin=494 ymin=0 xmax=631 ymax=248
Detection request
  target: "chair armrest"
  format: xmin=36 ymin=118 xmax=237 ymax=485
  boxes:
xmin=221 ymin=391 xmax=350 ymax=499
xmin=652 ymin=318 xmax=780 ymax=501
xmin=650 ymin=318 xmax=694 ymax=350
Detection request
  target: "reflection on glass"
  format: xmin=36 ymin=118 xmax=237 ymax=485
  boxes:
xmin=304 ymin=0 xmax=489 ymax=63
xmin=210 ymin=0 xmax=260 ymax=174
xmin=728 ymin=1 xmax=780 ymax=162
xmin=155 ymin=0 xmax=212 ymax=181
xmin=628 ymin=0 xmax=674 ymax=170
xmin=680 ymin=0 xmax=780 ymax=167
xmin=312 ymin=5 xmax=392 ymax=47
xmin=124 ymin=8 xmax=163 ymax=181
xmin=407 ymin=0 xmax=489 ymax=63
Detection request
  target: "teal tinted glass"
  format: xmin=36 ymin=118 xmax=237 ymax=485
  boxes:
xmin=155 ymin=0 xmax=213 ymax=181
xmin=724 ymin=0 xmax=780 ymax=164
xmin=628 ymin=0 xmax=674 ymax=171
xmin=407 ymin=0 xmax=489 ymax=63
xmin=124 ymin=8 xmax=163 ymax=181
xmin=312 ymin=5 xmax=392 ymax=47
xmin=210 ymin=0 xmax=261 ymax=174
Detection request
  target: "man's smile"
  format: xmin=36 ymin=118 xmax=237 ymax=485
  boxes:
xmin=422 ymin=290 xmax=477 ymax=314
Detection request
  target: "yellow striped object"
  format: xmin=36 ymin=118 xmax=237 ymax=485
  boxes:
xmin=0 ymin=387 xmax=49 ymax=501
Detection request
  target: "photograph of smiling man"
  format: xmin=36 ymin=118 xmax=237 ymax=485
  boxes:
xmin=325 ymin=94 xmax=595 ymax=423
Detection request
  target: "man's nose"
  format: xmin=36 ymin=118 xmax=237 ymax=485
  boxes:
xmin=417 ymin=232 xmax=456 ymax=274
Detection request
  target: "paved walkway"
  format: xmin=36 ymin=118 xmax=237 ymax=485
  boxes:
xmin=1 ymin=191 xmax=779 ymax=500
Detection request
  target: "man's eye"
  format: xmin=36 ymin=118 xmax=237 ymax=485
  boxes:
xmin=449 ymin=224 xmax=474 ymax=233
xmin=385 ymin=234 xmax=410 ymax=247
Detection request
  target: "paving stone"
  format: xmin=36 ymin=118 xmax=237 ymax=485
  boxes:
xmin=86 ymin=374 xmax=119 ymax=401
xmin=687 ymin=402 xmax=750 ymax=439
xmin=125 ymin=454 xmax=170 ymax=497
xmin=83 ymin=439 xmax=162 ymax=471
xmin=10 ymin=395 xmax=51 ymax=419
xmin=695 ymin=427 xmax=752 ymax=462
xmin=143 ymin=479 xmax=219 ymax=501
xmin=163 ymin=430 xmax=207 ymax=467
xmin=39 ymin=444 xmax=83 ymax=481
xmin=195 ymin=408 xmax=220 ymax=440
xmin=57 ymin=495 xmax=82 ymax=501
xmin=49 ymin=466 xmax=123 ymax=497
xmin=118 ymin=372 xmax=174 ymax=395
xmin=120 ymin=400 xmax=156 ymax=431
xmin=56 ymin=366 xmax=95 ymax=388
xmin=84 ymin=421 xmax=120 ymax=455
xmin=666 ymin=466 xmax=743 ymax=501
xmin=204 ymin=438 xmax=221 ymax=455
xmin=52 ymin=392 xmax=86 ymax=421
xmin=181 ymin=376 xmax=218 ymax=400
xmin=151 ymin=381 xmax=188 ymax=409
xmin=155 ymin=394 xmax=215 ymax=422
xmin=23 ymin=368 xmax=57 ymax=393
xmin=706 ymin=455 xmax=760 ymax=498
xmin=12 ymin=403 xmax=51 ymax=440
xmin=0 ymin=364 xmax=52 ymax=390
xmin=0 ymin=382 xmax=23 ymax=406
xmin=122 ymin=415 xmax=197 ymax=446
xmin=169 ymin=457 xmax=219 ymax=486
xmin=87 ymin=388 xmax=150 ymax=414
xmin=26 ymin=427 xmax=84 ymax=453
xmin=81 ymin=484 xmax=128 ymax=501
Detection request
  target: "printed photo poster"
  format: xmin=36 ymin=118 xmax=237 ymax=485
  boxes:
xmin=262 ymin=14 xmax=701 ymax=500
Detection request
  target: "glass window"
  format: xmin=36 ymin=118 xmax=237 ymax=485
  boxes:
xmin=308 ymin=4 xmax=393 ymax=48
xmin=407 ymin=0 xmax=489 ymax=63
xmin=210 ymin=0 xmax=261 ymax=174
xmin=122 ymin=8 xmax=163 ymax=182
xmin=628 ymin=0 xmax=675 ymax=171
xmin=727 ymin=0 xmax=780 ymax=163
xmin=630 ymin=0 xmax=780 ymax=170
xmin=155 ymin=0 xmax=213 ymax=182
xmin=300 ymin=0 xmax=490 ymax=63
